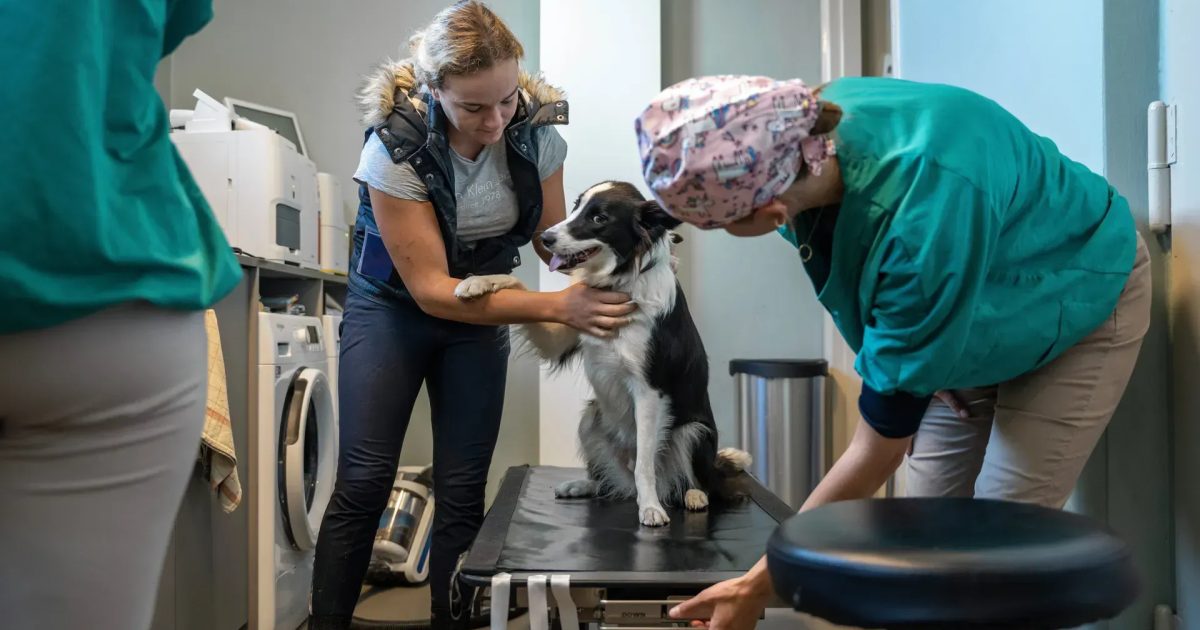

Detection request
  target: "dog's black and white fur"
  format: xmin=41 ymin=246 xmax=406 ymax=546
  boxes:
xmin=454 ymin=181 xmax=750 ymax=527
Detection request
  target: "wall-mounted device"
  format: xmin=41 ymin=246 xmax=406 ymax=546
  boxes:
xmin=1148 ymin=100 xmax=1177 ymax=235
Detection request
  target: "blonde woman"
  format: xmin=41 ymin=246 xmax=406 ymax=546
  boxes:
xmin=309 ymin=2 xmax=634 ymax=628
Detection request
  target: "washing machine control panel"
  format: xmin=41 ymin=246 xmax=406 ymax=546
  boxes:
xmin=293 ymin=325 xmax=323 ymax=352
xmin=259 ymin=313 xmax=327 ymax=363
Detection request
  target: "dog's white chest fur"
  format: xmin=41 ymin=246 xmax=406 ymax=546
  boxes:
xmin=577 ymin=252 xmax=675 ymax=404
xmin=579 ymin=315 xmax=653 ymax=424
xmin=581 ymin=315 xmax=651 ymax=379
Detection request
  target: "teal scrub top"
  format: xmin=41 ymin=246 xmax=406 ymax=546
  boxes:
xmin=0 ymin=0 xmax=241 ymax=334
xmin=783 ymin=77 xmax=1136 ymax=397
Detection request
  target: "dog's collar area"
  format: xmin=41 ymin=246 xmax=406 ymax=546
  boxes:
xmin=585 ymin=250 xmax=663 ymax=292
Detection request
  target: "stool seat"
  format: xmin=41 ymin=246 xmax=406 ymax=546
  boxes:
xmin=766 ymin=498 xmax=1138 ymax=629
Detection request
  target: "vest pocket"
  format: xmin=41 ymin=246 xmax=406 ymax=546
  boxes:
xmin=358 ymin=229 xmax=396 ymax=282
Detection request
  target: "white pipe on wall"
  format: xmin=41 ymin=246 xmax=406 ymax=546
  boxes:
xmin=821 ymin=0 xmax=863 ymax=83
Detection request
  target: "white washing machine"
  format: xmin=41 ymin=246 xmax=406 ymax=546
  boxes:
xmin=321 ymin=313 xmax=342 ymax=408
xmin=254 ymin=313 xmax=339 ymax=629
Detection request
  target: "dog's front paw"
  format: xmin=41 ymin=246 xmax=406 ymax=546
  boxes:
xmin=684 ymin=489 xmax=709 ymax=511
xmin=639 ymin=504 xmax=670 ymax=527
xmin=555 ymin=479 xmax=597 ymax=499
xmin=454 ymin=274 xmax=520 ymax=300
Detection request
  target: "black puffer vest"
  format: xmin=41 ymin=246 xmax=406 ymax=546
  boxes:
xmin=349 ymin=87 xmax=568 ymax=304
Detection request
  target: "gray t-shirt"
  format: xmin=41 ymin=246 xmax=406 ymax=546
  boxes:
xmin=354 ymin=125 xmax=568 ymax=241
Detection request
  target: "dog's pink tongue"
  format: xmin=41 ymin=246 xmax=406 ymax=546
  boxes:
xmin=549 ymin=254 xmax=565 ymax=272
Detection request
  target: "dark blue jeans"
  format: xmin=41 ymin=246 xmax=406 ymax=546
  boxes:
xmin=310 ymin=290 xmax=509 ymax=628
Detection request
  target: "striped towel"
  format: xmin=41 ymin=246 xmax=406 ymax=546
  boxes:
xmin=203 ymin=309 xmax=242 ymax=513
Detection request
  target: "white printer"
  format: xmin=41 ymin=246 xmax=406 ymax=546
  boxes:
xmin=170 ymin=90 xmax=320 ymax=269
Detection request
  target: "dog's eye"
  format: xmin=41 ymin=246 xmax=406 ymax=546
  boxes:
xmin=591 ymin=214 xmax=608 ymax=225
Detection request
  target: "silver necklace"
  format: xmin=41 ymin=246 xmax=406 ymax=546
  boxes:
xmin=797 ymin=206 xmax=826 ymax=263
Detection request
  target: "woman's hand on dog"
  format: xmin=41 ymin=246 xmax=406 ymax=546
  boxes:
xmin=555 ymin=284 xmax=637 ymax=337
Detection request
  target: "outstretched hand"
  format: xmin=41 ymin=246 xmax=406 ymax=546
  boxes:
xmin=668 ymin=569 xmax=772 ymax=630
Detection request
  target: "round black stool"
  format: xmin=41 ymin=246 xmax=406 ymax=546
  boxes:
xmin=766 ymin=498 xmax=1139 ymax=629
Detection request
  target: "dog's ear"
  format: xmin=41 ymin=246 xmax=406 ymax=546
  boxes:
xmin=639 ymin=200 xmax=683 ymax=231
xmin=812 ymin=101 xmax=843 ymax=135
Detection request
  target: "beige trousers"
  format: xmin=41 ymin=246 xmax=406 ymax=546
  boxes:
xmin=904 ymin=233 xmax=1152 ymax=508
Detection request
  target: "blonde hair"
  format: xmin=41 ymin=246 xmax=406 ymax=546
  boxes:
xmin=409 ymin=1 xmax=525 ymax=89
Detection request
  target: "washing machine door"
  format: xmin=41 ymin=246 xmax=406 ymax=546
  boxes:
xmin=279 ymin=367 xmax=338 ymax=550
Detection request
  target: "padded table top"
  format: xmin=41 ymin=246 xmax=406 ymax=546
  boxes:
xmin=459 ymin=466 xmax=794 ymax=589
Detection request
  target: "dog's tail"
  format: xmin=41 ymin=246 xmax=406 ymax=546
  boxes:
xmin=714 ymin=447 xmax=752 ymax=476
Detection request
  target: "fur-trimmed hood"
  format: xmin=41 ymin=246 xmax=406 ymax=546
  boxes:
xmin=356 ymin=58 xmax=566 ymax=129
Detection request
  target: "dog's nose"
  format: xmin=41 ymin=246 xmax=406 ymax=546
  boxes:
xmin=540 ymin=232 xmax=557 ymax=248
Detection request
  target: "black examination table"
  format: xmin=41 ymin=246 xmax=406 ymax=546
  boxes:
xmin=457 ymin=466 xmax=1140 ymax=629
xmin=456 ymin=465 xmax=793 ymax=629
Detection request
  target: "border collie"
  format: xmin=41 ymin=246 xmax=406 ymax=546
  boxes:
xmin=454 ymin=181 xmax=750 ymax=527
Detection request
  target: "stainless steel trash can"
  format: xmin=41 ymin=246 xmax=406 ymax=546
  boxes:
xmin=731 ymin=359 xmax=829 ymax=510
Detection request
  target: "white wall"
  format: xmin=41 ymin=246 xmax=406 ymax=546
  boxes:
xmin=537 ymin=0 xmax=662 ymax=466
xmin=896 ymin=1 xmax=1174 ymax=626
xmin=167 ymin=0 xmax=543 ymax=504
xmin=661 ymin=0 xmax=827 ymax=441
xmin=1162 ymin=0 xmax=1200 ymax=624
xmin=896 ymin=0 xmax=1105 ymax=172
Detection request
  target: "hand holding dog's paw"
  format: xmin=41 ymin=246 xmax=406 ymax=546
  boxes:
xmin=640 ymin=504 xmax=670 ymax=527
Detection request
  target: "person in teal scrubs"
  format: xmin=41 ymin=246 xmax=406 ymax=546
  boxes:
xmin=0 ymin=1 xmax=239 ymax=628
xmin=634 ymin=75 xmax=1151 ymax=630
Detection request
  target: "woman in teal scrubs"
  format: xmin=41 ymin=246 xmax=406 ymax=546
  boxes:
xmin=0 ymin=2 xmax=239 ymax=628
xmin=634 ymin=75 xmax=1151 ymax=630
